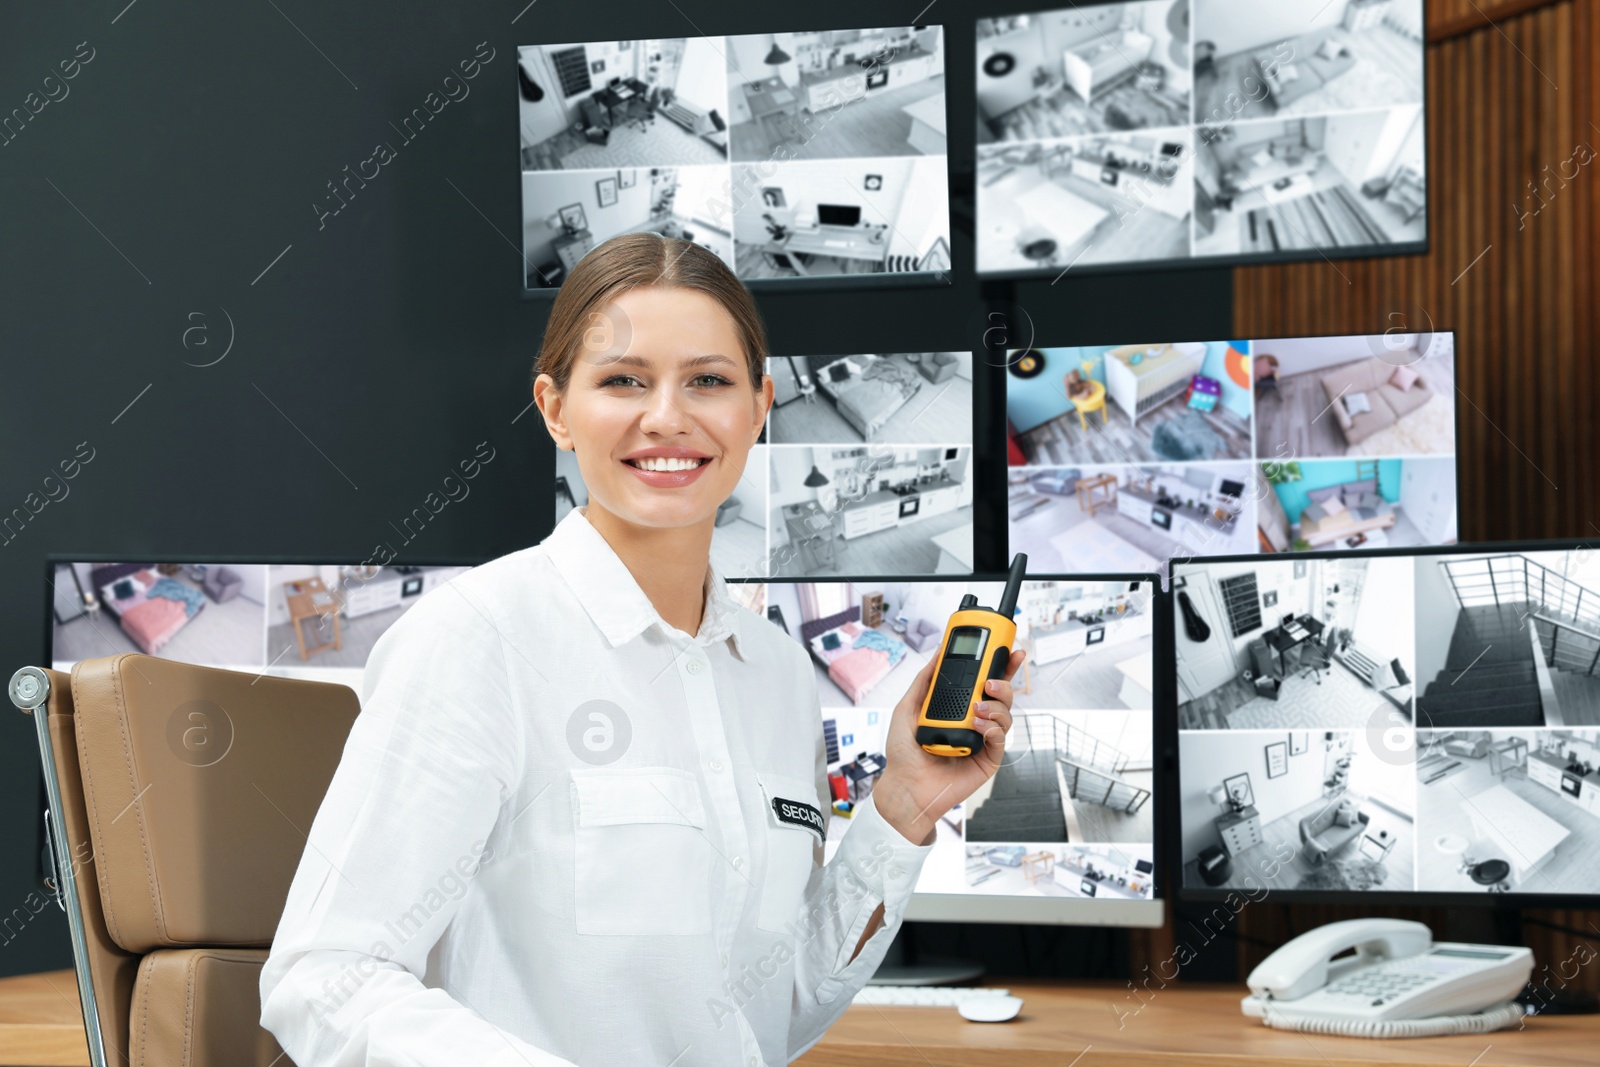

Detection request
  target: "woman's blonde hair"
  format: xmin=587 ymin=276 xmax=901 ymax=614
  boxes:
xmin=534 ymin=232 xmax=767 ymax=393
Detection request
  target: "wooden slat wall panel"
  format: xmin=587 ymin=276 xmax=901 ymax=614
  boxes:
xmin=1235 ymin=4 xmax=1594 ymax=542
xmin=1429 ymin=0 xmax=1568 ymax=40
xmin=1222 ymin=0 xmax=1600 ymax=986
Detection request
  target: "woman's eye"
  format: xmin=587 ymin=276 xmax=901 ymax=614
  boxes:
xmin=598 ymin=373 xmax=730 ymax=388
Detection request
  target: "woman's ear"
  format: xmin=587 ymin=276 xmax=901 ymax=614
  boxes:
xmin=533 ymin=373 xmax=573 ymax=450
xmin=753 ymin=370 xmax=774 ymax=443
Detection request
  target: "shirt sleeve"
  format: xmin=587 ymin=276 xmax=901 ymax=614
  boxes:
xmin=258 ymin=580 xmax=574 ymax=1067
xmin=784 ymin=673 xmax=935 ymax=1062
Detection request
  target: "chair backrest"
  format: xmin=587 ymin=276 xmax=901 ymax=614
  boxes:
xmin=579 ymin=95 xmax=605 ymax=127
xmin=17 ymin=654 xmax=360 ymax=1067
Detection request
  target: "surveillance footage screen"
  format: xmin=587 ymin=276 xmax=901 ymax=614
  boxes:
xmin=47 ymin=561 xmax=473 ymax=686
xmin=518 ymin=28 xmax=952 ymax=291
xmin=975 ymin=0 xmax=1426 ymax=276
xmin=1173 ymin=547 xmax=1600 ymax=899
xmin=1006 ymin=331 xmax=1458 ymax=573
xmin=763 ymin=576 xmax=1157 ymax=906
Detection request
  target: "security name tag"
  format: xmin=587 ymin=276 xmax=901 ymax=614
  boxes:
xmin=772 ymin=796 xmax=826 ymax=843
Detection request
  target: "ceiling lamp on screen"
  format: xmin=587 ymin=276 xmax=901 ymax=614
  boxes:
xmin=974 ymin=0 xmax=1427 ymax=277
xmin=517 ymin=28 xmax=953 ymax=293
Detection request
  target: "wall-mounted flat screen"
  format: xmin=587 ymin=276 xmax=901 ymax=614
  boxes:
xmin=975 ymin=0 xmax=1426 ymax=277
xmin=1005 ymin=332 xmax=1457 ymax=573
xmin=519 ymin=27 xmax=952 ymax=292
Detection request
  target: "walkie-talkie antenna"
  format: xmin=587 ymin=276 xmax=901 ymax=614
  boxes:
xmin=997 ymin=552 xmax=1027 ymax=619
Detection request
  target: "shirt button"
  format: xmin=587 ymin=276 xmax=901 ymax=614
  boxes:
xmin=748 ymin=1058 xmax=759 ymax=1067
xmin=710 ymin=758 xmax=724 ymax=772
xmin=721 ymin=953 xmax=729 ymax=966
xmin=686 ymin=658 xmax=703 ymax=675
xmin=890 ymin=866 xmax=904 ymax=878
xmin=732 ymin=856 xmax=744 ymax=870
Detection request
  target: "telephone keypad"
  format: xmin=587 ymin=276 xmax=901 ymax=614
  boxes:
xmin=1328 ymin=964 xmax=1433 ymax=1002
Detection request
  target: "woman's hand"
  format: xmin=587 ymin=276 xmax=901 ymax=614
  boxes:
xmin=870 ymin=650 xmax=1024 ymax=846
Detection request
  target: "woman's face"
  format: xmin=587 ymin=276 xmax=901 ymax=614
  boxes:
xmin=537 ymin=286 xmax=772 ymax=533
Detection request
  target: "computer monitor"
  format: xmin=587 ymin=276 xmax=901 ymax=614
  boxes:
xmin=1006 ymin=332 xmax=1458 ymax=573
xmin=816 ymin=204 xmax=862 ymax=227
xmin=975 ymin=0 xmax=1427 ymax=277
xmin=1169 ymin=540 xmax=1600 ymax=904
xmin=47 ymin=559 xmax=1166 ymax=927
xmin=756 ymin=573 xmax=1165 ymax=927
xmin=519 ymin=26 xmax=952 ymax=293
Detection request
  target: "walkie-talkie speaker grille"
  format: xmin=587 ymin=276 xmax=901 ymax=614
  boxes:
xmin=927 ymin=687 xmax=971 ymax=721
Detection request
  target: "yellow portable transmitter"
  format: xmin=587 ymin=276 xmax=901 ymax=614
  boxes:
xmin=914 ymin=553 xmax=1027 ymax=757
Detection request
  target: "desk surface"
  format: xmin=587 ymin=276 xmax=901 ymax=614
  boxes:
xmin=6 ymin=971 xmax=1596 ymax=1067
xmin=0 ymin=970 xmax=89 ymax=1066
xmin=778 ymin=225 xmax=890 ymax=263
xmin=1265 ymin=614 xmax=1321 ymax=653
xmin=796 ymin=980 xmax=1597 ymax=1066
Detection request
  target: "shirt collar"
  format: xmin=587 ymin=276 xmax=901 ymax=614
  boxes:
xmin=545 ymin=506 xmax=748 ymax=659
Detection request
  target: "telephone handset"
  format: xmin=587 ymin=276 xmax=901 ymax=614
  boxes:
xmin=1242 ymin=919 xmax=1532 ymax=1037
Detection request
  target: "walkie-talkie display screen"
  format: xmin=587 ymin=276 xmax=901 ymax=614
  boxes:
xmin=948 ymin=630 xmax=984 ymax=658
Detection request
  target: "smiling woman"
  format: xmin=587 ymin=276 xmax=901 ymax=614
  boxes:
xmin=530 ymin=233 xmax=774 ymax=611
xmin=260 ymin=230 xmax=1019 ymax=1067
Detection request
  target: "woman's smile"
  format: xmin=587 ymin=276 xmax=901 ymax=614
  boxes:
xmin=622 ymin=447 xmax=715 ymax=487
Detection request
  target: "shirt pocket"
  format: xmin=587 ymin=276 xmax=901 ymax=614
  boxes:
xmin=755 ymin=771 xmax=824 ymax=933
xmin=570 ymin=766 xmax=713 ymax=936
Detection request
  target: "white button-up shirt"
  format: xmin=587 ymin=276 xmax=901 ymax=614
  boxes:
xmin=261 ymin=506 xmax=934 ymax=1066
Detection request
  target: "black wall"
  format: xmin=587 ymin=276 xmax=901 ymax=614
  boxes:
xmin=0 ymin=0 xmax=1228 ymax=976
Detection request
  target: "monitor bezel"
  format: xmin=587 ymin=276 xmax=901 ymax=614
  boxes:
xmin=1165 ymin=535 xmax=1600 ymax=909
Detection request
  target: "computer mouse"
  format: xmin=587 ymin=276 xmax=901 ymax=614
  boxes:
xmin=957 ymin=995 xmax=1023 ymax=1023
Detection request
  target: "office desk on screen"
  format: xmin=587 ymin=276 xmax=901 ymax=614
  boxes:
xmin=763 ymin=225 xmax=890 ymax=274
xmin=794 ymin=980 xmax=1594 ymax=1066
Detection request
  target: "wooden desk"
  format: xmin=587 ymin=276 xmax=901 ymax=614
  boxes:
xmin=0 ymin=970 xmax=90 ymax=1066
xmin=10 ymin=970 xmax=1595 ymax=1066
xmin=796 ymin=979 xmax=1596 ymax=1066
xmin=1075 ymin=472 xmax=1116 ymax=515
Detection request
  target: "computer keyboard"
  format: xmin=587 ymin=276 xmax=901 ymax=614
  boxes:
xmin=852 ymin=985 xmax=1011 ymax=1006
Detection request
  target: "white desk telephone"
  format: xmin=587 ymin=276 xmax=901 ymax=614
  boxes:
xmin=1241 ymin=919 xmax=1532 ymax=1037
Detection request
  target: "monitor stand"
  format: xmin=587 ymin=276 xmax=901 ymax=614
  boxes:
xmin=867 ymin=923 xmax=984 ymax=986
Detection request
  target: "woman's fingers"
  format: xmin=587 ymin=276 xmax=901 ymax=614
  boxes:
xmin=1004 ymin=648 xmax=1025 ymax=682
xmin=976 ymin=702 xmax=1012 ymax=734
xmin=981 ymin=675 xmax=1013 ymax=709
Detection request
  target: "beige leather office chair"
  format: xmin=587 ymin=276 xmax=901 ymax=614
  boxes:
xmin=9 ymin=654 xmax=361 ymax=1067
